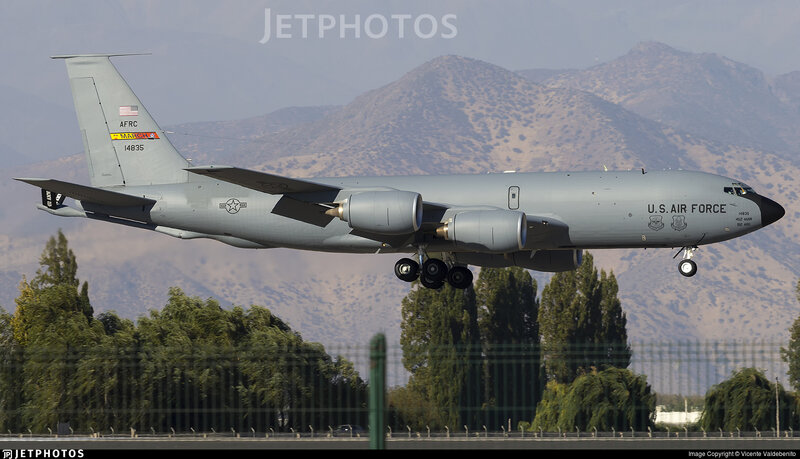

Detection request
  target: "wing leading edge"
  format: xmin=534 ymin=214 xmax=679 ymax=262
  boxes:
xmin=185 ymin=166 xmax=340 ymax=195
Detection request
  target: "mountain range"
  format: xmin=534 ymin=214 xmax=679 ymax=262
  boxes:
xmin=1 ymin=42 xmax=798 ymax=389
xmin=521 ymin=41 xmax=800 ymax=158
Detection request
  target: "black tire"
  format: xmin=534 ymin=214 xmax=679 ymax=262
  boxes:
xmin=422 ymin=258 xmax=448 ymax=282
xmin=679 ymin=259 xmax=697 ymax=277
xmin=394 ymin=258 xmax=419 ymax=282
xmin=447 ymin=266 xmax=473 ymax=289
xmin=420 ymin=276 xmax=444 ymax=290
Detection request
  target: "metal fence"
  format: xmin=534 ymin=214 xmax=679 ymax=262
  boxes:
xmin=0 ymin=339 xmax=790 ymax=437
xmin=630 ymin=340 xmax=786 ymax=395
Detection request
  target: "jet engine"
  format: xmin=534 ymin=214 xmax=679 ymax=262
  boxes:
xmin=327 ymin=190 xmax=423 ymax=235
xmin=453 ymin=249 xmax=583 ymax=272
xmin=436 ymin=210 xmax=527 ymax=253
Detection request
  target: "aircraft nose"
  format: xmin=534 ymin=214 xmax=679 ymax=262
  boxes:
xmin=759 ymin=196 xmax=785 ymax=227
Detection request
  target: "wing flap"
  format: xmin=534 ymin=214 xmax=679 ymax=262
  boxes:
xmin=14 ymin=178 xmax=156 ymax=207
xmin=271 ymin=196 xmax=335 ymax=227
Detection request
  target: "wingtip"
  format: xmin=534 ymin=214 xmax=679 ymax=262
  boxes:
xmin=13 ymin=177 xmax=48 ymax=184
xmin=51 ymin=53 xmax=152 ymax=60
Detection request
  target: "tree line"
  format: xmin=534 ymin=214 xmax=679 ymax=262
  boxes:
xmin=694 ymin=278 xmax=800 ymax=433
xmin=3 ymin=231 xmax=800 ymax=434
xmin=0 ymin=231 xmax=367 ymax=434
xmin=394 ymin=260 xmax=800 ymax=434
xmin=391 ymin=252 xmax=643 ymax=432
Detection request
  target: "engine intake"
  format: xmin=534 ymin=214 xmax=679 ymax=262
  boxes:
xmin=327 ymin=190 xmax=423 ymax=235
xmin=436 ymin=210 xmax=527 ymax=253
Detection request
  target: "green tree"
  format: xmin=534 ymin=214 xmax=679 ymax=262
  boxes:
xmin=475 ymin=267 xmax=542 ymax=428
xmin=0 ymin=307 xmax=23 ymax=432
xmin=136 ymin=288 xmax=367 ymax=432
xmin=69 ymin=313 xmax=137 ymax=432
xmin=700 ymin=368 xmax=799 ymax=432
xmin=0 ymin=232 xmax=368 ymax=434
xmin=530 ymin=380 xmax=568 ymax=432
xmin=235 ymin=302 xmax=366 ymax=432
xmin=387 ymin=385 xmax=440 ymax=430
xmin=538 ymin=253 xmax=631 ymax=383
xmin=136 ymin=288 xmax=257 ymax=432
xmin=781 ymin=279 xmax=800 ymax=391
xmin=532 ymin=367 xmax=655 ymax=432
xmin=597 ymin=270 xmax=631 ymax=370
xmin=400 ymin=282 xmax=482 ymax=430
xmin=12 ymin=230 xmax=93 ymax=346
xmin=10 ymin=231 xmax=105 ymax=431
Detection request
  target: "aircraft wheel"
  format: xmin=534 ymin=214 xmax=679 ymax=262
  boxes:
xmin=422 ymin=258 xmax=448 ymax=282
xmin=420 ymin=276 xmax=444 ymax=290
xmin=394 ymin=258 xmax=419 ymax=282
xmin=447 ymin=266 xmax=473 ymax=289
xmin=678 ymin=259 xmax=697 ymax=277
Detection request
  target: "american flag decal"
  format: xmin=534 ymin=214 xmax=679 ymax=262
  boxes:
xmin=119 ymin=105 xmax=139 ymax=116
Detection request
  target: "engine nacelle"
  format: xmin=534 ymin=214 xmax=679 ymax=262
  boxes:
xmin=436 ymin=210 xmax=527 ymax=253
xmin=328 ymin=190 xmax=423 ymax=235
xmin=452 ymin=249 xmax=583 ymax=272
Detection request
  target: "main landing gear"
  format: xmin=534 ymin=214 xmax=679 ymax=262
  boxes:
xmin=676 ymin=246 xmax=698 ymax=277
xmin=394 ymin=255 xmax=473 ymax=289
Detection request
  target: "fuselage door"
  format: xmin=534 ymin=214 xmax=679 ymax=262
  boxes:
xmin=508 ymin=186 xmax=520 ymax=210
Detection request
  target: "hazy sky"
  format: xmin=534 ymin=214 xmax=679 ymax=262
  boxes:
xmin=2 ymin=0 xmax=799 ymax=164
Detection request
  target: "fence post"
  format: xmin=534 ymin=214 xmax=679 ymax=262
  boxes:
xmin=369 ymin=333 xmax=386 ymax=450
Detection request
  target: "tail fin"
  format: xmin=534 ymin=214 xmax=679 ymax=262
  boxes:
xmin=53 ymin=54 xmax=188 ymax=187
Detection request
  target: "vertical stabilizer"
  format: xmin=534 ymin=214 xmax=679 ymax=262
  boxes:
xmin=53 ymin=54 xmax=188 ymax=187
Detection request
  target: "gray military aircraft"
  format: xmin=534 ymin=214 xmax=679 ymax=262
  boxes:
xmin=16 ymin=54 xmax=785 ymax=289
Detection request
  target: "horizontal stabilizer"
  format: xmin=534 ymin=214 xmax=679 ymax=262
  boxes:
xmin=14 ymin=178 xmax=156 ymax=207
xmin=186 ymin=166 xmax=340 ymax=195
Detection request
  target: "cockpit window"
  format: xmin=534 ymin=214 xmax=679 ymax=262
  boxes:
xmin=724 ymin=183 xmax=755 ymax=196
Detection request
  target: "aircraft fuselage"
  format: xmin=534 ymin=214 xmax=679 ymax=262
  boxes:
xmin=79 ymin=169 xmax=776 ymax=255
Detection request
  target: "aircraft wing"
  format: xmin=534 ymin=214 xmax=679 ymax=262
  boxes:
xmin=186 ymin=166 xmax=451 ymax=236
xmin=14 ymin=178 xmax=156 ymax=208
xmin=186 ymin=166 xmax=340 ymax=195
xmin=187 ymin=166 xmax=345 ymax=227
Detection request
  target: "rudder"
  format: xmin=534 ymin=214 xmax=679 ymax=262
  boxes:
xmin=53 ymin=54 xmax=188 ymax=187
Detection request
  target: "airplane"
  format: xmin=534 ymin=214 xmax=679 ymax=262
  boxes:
xmin=16 ymin=54 xmax=785 ymax=289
